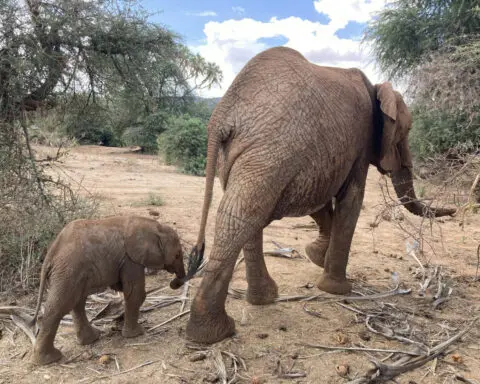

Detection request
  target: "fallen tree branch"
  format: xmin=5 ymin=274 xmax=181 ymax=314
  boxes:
xmin=299 ymin=342 xmax=422 ymax=357
xmin=147 ymin=310 xmax=190 ymax=332
xmin=348 ymin=317 xmax=479 ymax=383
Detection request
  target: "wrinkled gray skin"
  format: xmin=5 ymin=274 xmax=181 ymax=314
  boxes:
xmin=31 ymin=216 xmax=186 ymax=366
xmin=186 ymin=47 xmax=456 ymax=344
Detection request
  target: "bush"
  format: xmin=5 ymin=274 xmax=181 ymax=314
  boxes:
xmin=0 ymin=130 xmax=98 ymax=291
xmin=409 ymin=107 xmax=480 ymax=159
xmin=122 ymin=111 xmax=169 ymax=153
xmin=158 ymin=115 xmax=208 ymax=176
xmin=63 ymin=102 xmax=119 ymax=146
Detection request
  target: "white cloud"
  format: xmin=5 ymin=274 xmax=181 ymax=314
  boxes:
xmin=314 ymin=0 xmax=387 ymax=30
xmin=188 ymin=11 xmax=217 ymax=17
xmin=232 ymin=6 xmax=245 ymax=15
xmin=194 ymin=1 xmax=390 ymax=97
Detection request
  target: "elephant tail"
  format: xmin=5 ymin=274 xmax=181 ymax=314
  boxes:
xmin=29 ymin=261 xmax=49 ymax=327
xmin=191 ymin=126 xmax=222 ymax=263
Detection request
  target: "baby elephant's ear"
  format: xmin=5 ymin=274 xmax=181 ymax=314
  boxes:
xmin=125 ymin=218 xmax=164 ymax=268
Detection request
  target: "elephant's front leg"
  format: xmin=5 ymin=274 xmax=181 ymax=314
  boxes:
xmin=120 ymin=268 xmax=146 ymax=338
xmin=244 ymin=231 xmax=278 ymax=305
xmin=305 ymin=200 xmax=334 ymax=267
xmin=72 ymin=298 xmax=100 ymax=345
xmin=317 ymin=163 xmax=367 ymax=295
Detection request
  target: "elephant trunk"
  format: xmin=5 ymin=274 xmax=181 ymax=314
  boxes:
xmin=391 ymin=166 xmax=456 ymax=217
xmin=169 ymin=256 xmax=187 ymax=290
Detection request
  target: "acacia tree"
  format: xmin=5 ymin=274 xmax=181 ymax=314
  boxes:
xmin=364 ymin=1 xmax=480 ymax=158
xmin=0 ymin=0 xmax=222 ymax=289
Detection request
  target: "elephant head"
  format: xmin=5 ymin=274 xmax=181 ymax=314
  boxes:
xmin=375 ymin=82 xmax=455 ymax=217
xmin=125 ymin=220 xmax=186 ymax=288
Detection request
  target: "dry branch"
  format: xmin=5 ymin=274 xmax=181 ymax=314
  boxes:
xmin=347 ymin=317 xmax=479 ymax=383
xmin=300 ymin=343 xmax=422 ymax=356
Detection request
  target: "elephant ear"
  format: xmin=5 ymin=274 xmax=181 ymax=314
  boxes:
xmin=125 ymin=218 xmax=164 ymax=268
xmin=376 ymin=82 xmax=407 ymax=172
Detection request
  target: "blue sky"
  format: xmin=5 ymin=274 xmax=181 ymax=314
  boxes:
xmin=143 ymin=0 xmax=388 ymax=97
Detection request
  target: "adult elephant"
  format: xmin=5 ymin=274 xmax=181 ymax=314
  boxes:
xmin=186 ymin=47 xmax=455 ymax=344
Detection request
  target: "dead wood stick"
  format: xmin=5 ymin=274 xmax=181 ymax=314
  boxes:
xmin=147 ymin=310 xmax=190 ymax=332
xmin=299 ymin=342 xmax=422 ymax=356
xmin=365 ymin=316 xmax=429 ymax=352
xmin=228 ymin=285 xmax=411 ymax=302
xmin=475 ymin=244 xmax=480 ymax=282
xmin=0 ymin=306 xmax=34 ymax=314
xmin=455 ymin=375 xmax=479 ymax=384
xmin=180 ymin=282 xmax=189 ymax=313
xmin=79 ymin=359 xmax=160 ymax=383
xmin=10 ymin=314 xmax=36 ymax=345
xmin=348 ymin=317 xmax=479 ymax=383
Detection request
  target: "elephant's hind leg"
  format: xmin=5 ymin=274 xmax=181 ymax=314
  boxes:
xmin=72 ymin=298 xmax=100 ymax=345
xmin=186 ymin=194 xmax=273 ymax=344
xmin=305 ymin=200 xmax=333 ymax=267
xmin=32 ymin=286 xmax=69 ymax=365
xmin=244 ymin=231 xmax=278 ymax=305
xmin=317 ymin=162 xmax=368 ymax=295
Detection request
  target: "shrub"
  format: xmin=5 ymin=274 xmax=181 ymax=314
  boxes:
xmin=0 ymin=137 xmax=98 ymax=291
xmin=63 ymin=102 xmax=119 ymax=146
xmin=122 ymin=111 xmax=169 ymax=153
xmin=158 ymin=115 xmax=207 ymax=176
xmin=409 ymin=107 xmax=480 ymax=159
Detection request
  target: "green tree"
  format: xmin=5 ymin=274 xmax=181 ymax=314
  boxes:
xmin=158 ymin=115 xmax=208 ymax=176
xmin=364 ymin=1 xmax=480 ymax=158
xmin=0 ymin=0 xmax=222 ymax=288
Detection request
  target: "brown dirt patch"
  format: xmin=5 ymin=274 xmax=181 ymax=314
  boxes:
xmin=1 ymin=145 xmax=479 ymax=383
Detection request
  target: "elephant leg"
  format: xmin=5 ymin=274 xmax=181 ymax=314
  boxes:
xmin=72 ymin=298 xmax=100 ymax=345
xmin=244 ymin=230 xmax=278 ymax=305
xmin=32 ymin=286 xmax=69 ymax=365
xmin=186 ymin=192 xmax=271 ymax=344
xmin=305 ymin=200 xmax=333 ymax=267
xmin=121 ymin=274 xmax=146 ymax=338
xmin=317 ymin=163 xmax=367 ymax=295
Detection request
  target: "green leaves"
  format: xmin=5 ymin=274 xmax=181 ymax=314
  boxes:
xmin=157 ymin=114 xmax=208 ymax=176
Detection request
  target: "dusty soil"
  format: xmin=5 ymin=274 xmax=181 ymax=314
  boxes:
xmin=1 ymin=145 xmax=479 ymax=384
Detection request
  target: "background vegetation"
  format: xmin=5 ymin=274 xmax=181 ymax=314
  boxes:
xmin=0 ymin=0 xmax=220 ymax=291
xmin=1 ymin=0 xmax=478 ymax=291
xmin=365 ymin=0 xmax=480 ymax=160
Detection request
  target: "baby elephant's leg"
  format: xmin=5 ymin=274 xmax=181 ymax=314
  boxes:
xmin=32 ymin=287 xmax=69 ymax=365
xmin=72 ymin=297 xmax=100 ymax=345
xmin=121 ymin=269 xmax=146 ymax=338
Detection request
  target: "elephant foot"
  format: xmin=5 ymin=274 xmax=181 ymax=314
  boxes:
xmin=77 ymin=326 xmax=100 ymax=345
xmin=186 ymin=308 xmax=235 ymax=344
xmin=32 ymin=347 xmax=63 ymax=366
xmin=316 ymin=273 xmax=352 ymax=295
xmin=305 ymin=239 xmax=328 ymax=267
xmin=122 ymin=324 xmax=145 ymax=338
xmin=246 ymin=276 xmax=278 ymax=305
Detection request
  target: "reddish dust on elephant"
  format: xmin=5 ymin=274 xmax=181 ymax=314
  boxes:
xmin=30 ymin=216 xmax=187 ymax=366
xmin=185 ymin=47 xmax=455 ymax=344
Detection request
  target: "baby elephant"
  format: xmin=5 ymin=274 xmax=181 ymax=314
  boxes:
xmin=31 ymin=216 xmax=188 ymax=366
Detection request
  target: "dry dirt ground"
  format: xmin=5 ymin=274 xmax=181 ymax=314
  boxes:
xmin=1 ymin=145 xmax=479 ymax=384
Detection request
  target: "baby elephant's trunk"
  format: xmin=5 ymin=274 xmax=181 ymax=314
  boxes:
xmin=169 ymin=244 xmax=205 ymax=290
xmin=170 ymin=257 xmax=186 ymax=289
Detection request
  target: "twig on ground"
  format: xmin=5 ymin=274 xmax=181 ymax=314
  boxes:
xmin=455 ymin=375 xmax=479 ymax=384
xmin=475 ymin=244 xmax=480 ymax=282
xmin=79 ymin=360 xmax=161 ymax=383
xmin=303 ymin=303 xmax=325 ymax=319
xmin=180 ymin=282 xmax=189 ymax=313
xmin=299 ymin=343 xmax=422 ymax=356
xmin=10 ymin=314 xmax=35 ymax=345
xmin=348 ymin=317 xmax=479 ymax=384
xmin=147 ymin=310 xmax=190 ymax=332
